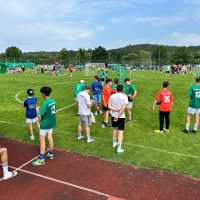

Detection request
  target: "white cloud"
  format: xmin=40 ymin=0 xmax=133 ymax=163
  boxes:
xmin=110 ymin=17 xmax=123 ymax=25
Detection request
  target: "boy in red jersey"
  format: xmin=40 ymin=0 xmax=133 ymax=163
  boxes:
xmin=69 ymin=64 xmax=73 ymax=77
xmin=153 ymin=81 xmax=173 ymax=133
xmin=102 ymin=79 xmax=116 ymax=128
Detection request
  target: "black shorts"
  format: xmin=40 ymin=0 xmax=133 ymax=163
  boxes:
xmin=103 ymin=105 xmax=109 ymax=111
xmin=112 ymin=117 xmax=125 ymax=131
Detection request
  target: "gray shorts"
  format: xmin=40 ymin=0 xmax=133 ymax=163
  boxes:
xmin=79 ymin=115 xmax=91 ymax=127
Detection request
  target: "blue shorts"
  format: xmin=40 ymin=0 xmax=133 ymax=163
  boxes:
xmin=93 ymin=94 xmax=101 ymax=104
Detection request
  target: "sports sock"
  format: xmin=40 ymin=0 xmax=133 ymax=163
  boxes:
xmin=113 ymin=137 xmax=117 ymax=143
xmin=39 ymin=154 xmax=45 ymax=160
xmin=118 ymin=143 xmax=122 ymax=149
xmin=87 ymin=136 xmax=91 ymax=141
xmin=78 ymin=132 xmax=82 ymax=137
xmin=30 ymin=131 xmax=33 ymax=135
xmin=186 ymin=123 xmax=190 ymax=131
xmin=48 ymin=150 xmax=53 ymax=154
xmin=2 ymin=163 xmax=9 ymax=177
xmin=194 ymin=123 xmax=198 ymax=131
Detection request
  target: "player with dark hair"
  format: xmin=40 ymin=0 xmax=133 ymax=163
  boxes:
xmin=102 ymin=79 xmax=116 ymax=128
xmin=183 ymin=77 xmax=200 ymax=134
xmin=153 ymin=81 xmax=173 ymax=133
xmin=32 ymin=86 xmax=56 ymax=166
xmin=112 ymin=78 xmax=119 ymax=91
xmin=24 ymin=89 xmax=40 ymax=140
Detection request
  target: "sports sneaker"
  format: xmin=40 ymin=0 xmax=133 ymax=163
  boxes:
xmin=117 ymin=148 xmax=124 ymax=154
xmin=163 ymin=128 xmax=169 ymax=133
xmin=102 ymin=123 xmax=106 ymax=128
xmin=153 ymin=130 xmax=163 ymax=133
xmin=191 ymin=130 xmax=198 ymax=134
xmin=99 ymin=110 xmax=103 ymax=114
xmin=47 ymin=152 xmax=54 ymax=160
xmin=182 ymin=129 xmax=190 ymax=134
xmin=3 ymin=171 xmax=17 ymax=180
xmin=78 ymin=135 xmax=85 ymax=140
xmin=95 ymin=111 xmax=98 ymax=116
xmin=32 ymin=159 xmax=45 ymax=166
xmin=87 ymin=138 xmax=95 ymax=144
xmin=113 ymin=142 xmax=118 ymax=147
xmin=30 ymin=135 xmax=34 ymax=140
xmin=106 ymin=123 xmax=110 ymax=127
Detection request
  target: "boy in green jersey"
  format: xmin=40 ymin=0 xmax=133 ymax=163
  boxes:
xmin=32 ymin=86 xmax=56 ymax=166
xmin=73 ymin=80 xmax=85 ymax=102
xmin=124 ymin=78 xmax=137 ymax=121
xmin=183 ymin=77 xmax=200 ymax=134
xmin=112 ymin=78 xmax=119 ymax=91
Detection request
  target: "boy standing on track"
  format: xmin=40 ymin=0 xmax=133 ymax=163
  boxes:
xmin=108 ymin=84 xmax=128 ymax=154
xmin=32 ymin=87 xmax=56 ymax=166
xmin=77 ymin=85 xmax=95 ymax=143
xmin=24 ymin=89 xmax=40 ymax=140
xmin=92 ymin=76 xmax=103 ymax=115
xmin=153 ymin=81 xmax=173 ymax=133
xmin=102 ymin=79 xmax=116 ymax=128
xmin=124 ymin=78 xmax=137 ymax=121
xmin=0 ymin=147 xmax=17 ymax=180
xmin=183 ymin=77 xmax=200 ymax=134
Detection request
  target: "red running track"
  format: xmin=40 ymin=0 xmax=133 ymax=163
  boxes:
xmin=0 ymin=136 xmax=200 ymax=200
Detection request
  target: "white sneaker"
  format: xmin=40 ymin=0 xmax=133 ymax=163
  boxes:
xmin=78 ymin=136 xmax=85 ymax=140
xmin=95 ymin=111 xmax=98 ymax=116
xmin=3 ymin=171 xmax=17 ymax=180
xmin=99 ymin=110 xmax=103 ymax=114
xmin=30 ymin=135 xmax=34 ymax=140
xmin=113 ymin=142 xmax=118 ymax=147
xmin=117 ymin=148 xmax=124 ymax=154
xmin=87 ymin=138 xmax=95 ymax=144
xmin=163 ymin=128 xmax=169 ymax=133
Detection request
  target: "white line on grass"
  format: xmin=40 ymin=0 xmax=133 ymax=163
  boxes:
xmin=56 ymin=103 xmax=76 ymax=113
xmin=0 ymin=120 xmax=200 ymax=160
xmin=8 ymin=165 xmax=110 ymax=198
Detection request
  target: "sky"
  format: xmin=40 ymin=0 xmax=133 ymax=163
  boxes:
xmin=0 ymin=0 xmax=200 ymax=52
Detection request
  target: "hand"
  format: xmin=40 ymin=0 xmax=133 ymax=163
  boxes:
xmin=113 ymin=117 xmax=118 ymax=122
xmin=152 ymin=106 xmax=155 ymax=111
xmin=38 ymin=115 xmax=41 ymax=120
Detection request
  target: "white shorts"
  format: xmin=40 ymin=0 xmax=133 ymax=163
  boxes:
xmin=39 ymin=129 xmax=53 ymax=136
xmin=187 ymin=107 xmax=200 ymax=115
xmin=127 ymin=102 xmax=133 ymax=109
xmin=26 ymin=117 xmax=38 ymax=124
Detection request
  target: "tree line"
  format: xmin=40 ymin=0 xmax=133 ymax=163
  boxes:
xmin=1 ymin=44 xmax=200 ymax=65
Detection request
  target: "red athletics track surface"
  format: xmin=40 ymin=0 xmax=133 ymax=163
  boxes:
xmin=1 ymin=136 xmax=200 ymax=200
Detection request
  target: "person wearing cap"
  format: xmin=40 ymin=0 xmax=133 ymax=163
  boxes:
xmin=77 ymin=85 xmax=95 ymax=143
xmin=108 ymin=84 xmax=128 ymax=154
xmin=24 ymin=89 xmax=40 ymax=140
xmin=73 ymin=80 xmax=85 ymax=102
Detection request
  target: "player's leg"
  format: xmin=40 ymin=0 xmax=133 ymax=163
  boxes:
xmin=28 ymin=122 xmax=34 ymax=140
xmin=35 ymin=120 xmax=40 ymax=129
xmin=183 ymin=107 xmax=193 ymax=133
xmin=47 ymin=131 xmax=54 ymax=159
xmin=0 ymin=148 xmax=17 ymax=180
xmin=112 ymin=117 xmax=118 ymax=147
xmin=127 ymin=102 xmax=133 ymax=121
xmin=98 ymin=95 xmax=102 ymax=114
xmin=159 ymin=111 xmax=164 ymax=132
xmin=163 ymin=112 xmax=170 ymax=133
xmin=85 ymin=115 xmax=94 ymax=143
xmin=192 ymin=112 xmax=199 ymax=133
xmin=117 ymin=118 xmax=125 ymax=154
xmin=78 ymin=115 xmax=85 ymax=140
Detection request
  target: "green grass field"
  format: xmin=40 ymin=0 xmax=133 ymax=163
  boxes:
xmin=0 ymin=70 xmax=200 ymax=178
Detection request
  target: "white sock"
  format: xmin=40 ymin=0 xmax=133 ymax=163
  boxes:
xmin=118 ymin=143 xmax=122 ymax=149
xmin=186 ymin=123 xmax=190 ymax=131
xmin=87 ymin=136 xmax=91 ymax=141
xmin=113 ymin=137 xmax=117 ymax=143
xmin=2 ymin=163 xmax=9 ymax=177
xmin=78 ymin=132 xmax=81 ymax=138
xmin=194 ymin=123 xmax=198 ymax=131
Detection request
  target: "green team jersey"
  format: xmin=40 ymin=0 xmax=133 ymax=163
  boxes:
xmin=125 ymin=84 xmax=137 ymax=102
xmin=189 ymin=84 xmax=200 ymax=109
xmin=74 ymin=83 xmax=85 ymax=97
xmin=112 ymin=85 xmax=117 ymax=91
xmin=39 ymin=98 xmax=56 ymax=129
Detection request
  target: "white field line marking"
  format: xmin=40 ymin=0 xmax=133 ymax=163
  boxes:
xmin=8 ymin=165 xmax=110 ymax=198
xmin=0 ymin=120 xmax=200 ymax=160
xmin=56 ymin=103 xmax=76 ymax=113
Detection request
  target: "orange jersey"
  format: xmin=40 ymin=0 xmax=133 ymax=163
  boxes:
xmin=102 ymin=86 xmax=116 ymax=106
xmin=155 ymin=89 xmax=173 ymax=112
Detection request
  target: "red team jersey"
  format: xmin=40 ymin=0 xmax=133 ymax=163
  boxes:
xmin=155 ymin=89 xmax=173 ymax=112
xmin=69 ymin=66 xmax=73 ymax=72
xmin=102 ymin=86 xmax=116 ymax=106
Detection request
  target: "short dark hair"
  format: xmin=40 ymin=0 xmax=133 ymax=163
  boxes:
xmin=124 ymin=78 xmax=130 ymax=82
xmin=106 ymin=79 xmax=112 ymax=84
xmin=117 ymin=84 xmax=123 ymax=92
xmin=27 ymin=89 xmax=34 ymax=96
xmin=114 ymin=78 xmax=119 ymax=84
xmin=40 ymin=86 xmax=52 ymax=96
xmin=163 ymin=81 xmax=169 ymax=88
xmin=196 ymin=77 xmax=200 ymax=83
xmin=94 ymin=75 xmax=99 ymax=80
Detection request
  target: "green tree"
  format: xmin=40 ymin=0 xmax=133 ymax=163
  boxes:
xmin=152 ymin=45 xmax=168 ymax=65
xmin=60 ymin=48 xmax=69 ymax=64
xmin=91 ymin=46 xmax=109 ymax=63
xmin=172 ymin=47 xmax=193 ymax=64
xmin=5 ymin=46 xmax=22 ymax=61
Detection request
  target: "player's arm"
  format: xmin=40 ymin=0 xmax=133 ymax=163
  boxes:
xmin=38 ymin=103 xmax=47 ymax=118
xmin=116 ymin=103 xmax=127 ymax=119
xmin=24 ymin=100 xmax=27 ymax=107
xmin=131 ymin=90 xmax=137 ymax=99
xmin=108 ymin=99 xmax=119 ymax=112
xmin=153 ymin=92 xmax=160 ymax=110
xmin=102 ymin=89 xmax=106 ymax=106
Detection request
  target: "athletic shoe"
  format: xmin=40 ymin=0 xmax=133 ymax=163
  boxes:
xmin=102 ymin=123 xmax=106 ymax=128
xmin=78 ymin=136 xmax=85 ymax=140
xmin=191 ymin=130 xmax=198 ymax=134
xmin=163 ymin=128 xmax=169 ymax=133
xmin=3 ymin=171 xmax=17 ymax=180
xmin=87 ymin=138 xmax=95 ymax=144
xmin=182 ymin=129 xmax=190 ymax=134
xmin=113 ymin=142 xmax=118 ymax=147
xmin=117 ymin=148 xmax=124 ymax=154
xmin=32 ymin=159 xmax=45 ymax=166
xmin=128 ymin=118 xmax=132 ymax=122
xmin=30 ymin=135 xmax=34 ymax=140
xmin=153 ymin=130 xmax=163 ymax=133
xmin=95 ymin=111 xmax=98 ymax=116
xmin=99 ymin=110 xmax=103 ymax=114
xmin=106 ymin=123 xmax=110 ymax=127
xmin=47 ymin=152 xmax=54 ymax=160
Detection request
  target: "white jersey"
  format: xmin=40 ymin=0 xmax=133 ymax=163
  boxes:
xmin=109 ymin=93 xmax=128 ymax=118
xmin=77 ymin=91 xmax=91 ymax=115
